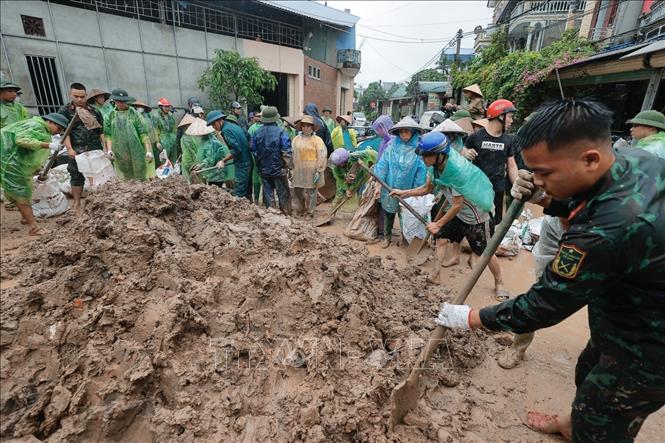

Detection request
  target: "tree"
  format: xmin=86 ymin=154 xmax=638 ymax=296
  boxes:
xmin=358 ymin=81 xmax=390 ymax=122
xmin=406 ymin=68 xmax=447 ymax=97
xmin=198 ymin=49 xmax=277 ymax=110
xmin=452 ymin=29 xmax=596 ymax=119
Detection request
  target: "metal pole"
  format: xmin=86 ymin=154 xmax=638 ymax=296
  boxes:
xmin=0 ymin=36 xmax=14 ymax=81
xmin=555 ymin=67 xmax=565 ymax=99
xmin=203 ymin=7 xmax=210 ymax=66
xmin=171 ymin=0 xmax=184 ymax=107
xmin=641 ymin=68 xmax=663 ymax=111
xmin=45 ymin=0 xmax=68 ymax=96
xmin=233 ymin=14 xmax=238 ymax=51
xmin=94 ymin=0 xmax=112 ymax=90
xmin=454 ymin=28 xmax=463 ymax=105
xmin=135 ymin=0 xmax=151 ymax=103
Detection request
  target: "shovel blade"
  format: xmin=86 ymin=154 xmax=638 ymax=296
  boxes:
xmin=389 ymin=376 xmax=422 ymax=430
xmin=406 ymin=237 xmax=426 ymax=259
xmin=313 ymin=215 xmax=334 ymax=227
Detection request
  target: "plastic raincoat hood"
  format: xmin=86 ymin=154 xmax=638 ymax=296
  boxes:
xmin=372 ymin=115 xmax=395 ymax=159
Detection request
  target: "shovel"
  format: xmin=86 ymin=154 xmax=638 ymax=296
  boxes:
xmin=313 ymin=177 xmax=369 ymax=227
xmin=38 ymin=107 xmax=101 ymax=181
xmin=406 ymin=194 xmax=446 ymax=259
xmin=358 ymin=162 xmax=429 ymax=228
xmin=389 ymin=199 xmax=525 ymax=430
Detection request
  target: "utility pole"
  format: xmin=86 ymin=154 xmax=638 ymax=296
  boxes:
xmin=455 ymin=28 xmax=463 ymax=105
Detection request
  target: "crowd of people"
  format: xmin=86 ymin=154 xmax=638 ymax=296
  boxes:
xmin=1 ymin=77 xmax=664 ymax=442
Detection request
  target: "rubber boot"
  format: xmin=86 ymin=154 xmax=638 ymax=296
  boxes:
xmin=497 ymin=332 xmax=535 ymax=369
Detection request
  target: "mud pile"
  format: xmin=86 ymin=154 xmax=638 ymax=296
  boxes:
xmin=1 ymin=178 xmax=489 ymax=442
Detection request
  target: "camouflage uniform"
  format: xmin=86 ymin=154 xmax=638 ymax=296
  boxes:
xmin=479 ymin=149 xmax=665 ymax=442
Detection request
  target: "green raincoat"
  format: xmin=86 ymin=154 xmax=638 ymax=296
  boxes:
xmin=636 ymin=131 xmax=665 ymax=159
xmin=180 ymin=133 xmax=201 ymax=184
xmin=0 ymin=101 xmax=30 ymax=130
xmin=92 ymin=102 xmax=114 ymax=124
xmin=151 ymin=110 xmax=177 ymax=162
xmin=332 ymin=148 xmax=377 ymax=203
xmin=195 ymin=134 xmax=234 ymax=184
xmin=105 ymin=107 xmax=154 ymax=180
xmin=248 ymin=123 xmax=263 ymax=195
xmin=0 ymin=116 xmax=51 ymax=203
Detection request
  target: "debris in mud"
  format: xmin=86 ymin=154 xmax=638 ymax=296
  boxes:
xmin=1 ymin=178 xmax=490 ymax=441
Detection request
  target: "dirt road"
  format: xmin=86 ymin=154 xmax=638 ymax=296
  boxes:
xmin=0 ymin=192 xmax=665 ymax=443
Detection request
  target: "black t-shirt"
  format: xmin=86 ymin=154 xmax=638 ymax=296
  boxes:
xmin=465 ymin=128 xmax=515 ymax=191
xmin=59 ymin=104 xmax=104 ymax=154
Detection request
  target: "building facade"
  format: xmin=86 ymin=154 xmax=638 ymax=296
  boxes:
xmin=0 ymin=0 xmax=360 ymax=118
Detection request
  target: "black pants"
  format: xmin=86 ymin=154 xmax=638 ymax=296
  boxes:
xmin=493 ymin=191 xmax=504 ymax=226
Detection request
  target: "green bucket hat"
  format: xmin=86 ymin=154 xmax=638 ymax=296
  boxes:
xmin=261 ymin=106 xmax=280 ymax=123
xmin=110 ymin=88 xmax=135 ymax=102
xmin=451 ymin=109 xmax=472 ymax=121
xmin=43 ymin=112 xmax=70 ymax=129
xmin=627 ymin=110 xmax=665 ymax=131
xmin=0 ymin=81 xmax=21 ymax=91
xmin=224 ymin=114 xmax=238 ymax=124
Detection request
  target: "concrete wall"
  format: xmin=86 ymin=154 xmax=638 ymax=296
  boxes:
xmin=0 ymin=1 xmax=311 ymax=114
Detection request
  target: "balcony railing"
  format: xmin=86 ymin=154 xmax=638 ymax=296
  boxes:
xmin=336 ymin=49 xmax=361 ymax=76
xmin=640 ymin=0 xmax=665 ymax=28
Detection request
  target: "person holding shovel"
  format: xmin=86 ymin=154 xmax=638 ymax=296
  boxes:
xmin=0 ymin=112 xmax=68 ymax=235
xmin=0 ymin=81 xmax=30 ymax=130
xmin=330 ymin=148 xmax=377 ymax=205
xmin=436 ymin=99 xmax=665 ymax=443
xmin=187 ymin=118 xmax=233 ymax=188
xmin=59 ymin=82 xmax=105 ymax=212
xmin=373 ymin=116 xmax=426 ymax=248
xmin=104 ymin=88 xmax=154 ymax=181
xmin=291 ymin=115 xmax=327 ymax=218
xmin=208 ymin=111 xmax=252 ymax=199
xmin=390 ymin=131 xmax=508 ymax=298
xmin=177 ymin=114 xmax=199 ymax=183
xmin=150 ymin=98 xmax=177 ymax=165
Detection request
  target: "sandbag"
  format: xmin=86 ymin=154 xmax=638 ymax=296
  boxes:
xmin=31 ymin=173 xmax=68 ymax=218
xmin=75 ymin=150 xmax=115 ymax=191
xmin=156 ymin=160 xmax=178 ymax=179
xmin=400 ymin=194 xmax=434 ymax=244
xmin=344 ymin=182 xmax=378 ymax=241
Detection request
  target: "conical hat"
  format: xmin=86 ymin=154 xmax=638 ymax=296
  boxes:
xmin=178 ymin=113 xmax=196 ymax=128
xmin=462 ymin=84 xmax=483 ymax=97
xmin=388 ymin=116 xmax=423 ymax=135
xmin=433 ymin=119 xmax=466 ymax=135
xmin=185 ymin=118 xmax=215 ymax=136
xmin=130 ymin=100 xmax=152 ymax=113
xmin=471 ymin=118 xmax=489 ymax=130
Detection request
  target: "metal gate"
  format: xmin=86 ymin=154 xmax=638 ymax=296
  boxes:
xmin=25 ymin=55 xmax=64 ymax=115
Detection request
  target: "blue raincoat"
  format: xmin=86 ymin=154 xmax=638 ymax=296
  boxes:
xmin=374 ymin=132 xmax=427 ymax=213
xmin=250 ymin=123 xmax=292 ymax=177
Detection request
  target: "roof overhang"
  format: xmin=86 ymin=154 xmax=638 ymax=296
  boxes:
xmin=258 ymin=1 xmax=360 ymax=27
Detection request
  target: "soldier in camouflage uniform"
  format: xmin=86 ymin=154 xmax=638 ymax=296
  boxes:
xmin=435 ymin=99 xmax=665 ymax=442
xmin=59 ymin=83 xmax=105 ymax=211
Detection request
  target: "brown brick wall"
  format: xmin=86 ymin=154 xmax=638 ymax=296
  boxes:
xmin=303 ymin=55 xmax=338 ymax=116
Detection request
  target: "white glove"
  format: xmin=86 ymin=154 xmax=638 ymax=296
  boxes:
xmin=510 ymin=170 xmax=547 ymax=203
xmin=106 ymin=150 xmax=114 ymax=160
xmin=216 ymin=160 xmax=225 ymax=169
xmin=435 ymin=303 xmax=472 ymax=330
xmin=146 ymin=151 xmax=154 ymax=162
xmin=48 ymin=141 xmax=62 ymax=153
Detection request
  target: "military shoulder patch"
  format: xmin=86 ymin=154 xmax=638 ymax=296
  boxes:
xmin=551 ymin=243 xmax=587 ymax=279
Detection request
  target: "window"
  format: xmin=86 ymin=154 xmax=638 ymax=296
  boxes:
xmin=25 ymin=56 xmax=64 ymax=115
xmin=21 ymin=15 xmax=46 ymax=37
xmin=307 ymin=65 xmax=321 ymax=80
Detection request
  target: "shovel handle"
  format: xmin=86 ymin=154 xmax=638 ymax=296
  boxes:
xmin=38 ymin=112 xmax=80 ymax=181
xmin=406 ymin=199 xmax=525 ymax=381
xmin=358 ymin=162 xmax=429 ymax=227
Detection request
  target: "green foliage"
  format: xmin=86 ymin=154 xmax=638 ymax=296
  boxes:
xmin=452 ymin=29 xmax=596 ymax=118
xmin=407 ymin=68 xmax=447 ymax=96
xmin=198 ymin=50 xmax=277 ymax=110
xmin=359 ymin=81 xmax=390 ymax=122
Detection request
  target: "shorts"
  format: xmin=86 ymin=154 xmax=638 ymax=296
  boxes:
xmin=67 ymin=157 xmax=85 ymax=187
xmin=436 ymin=217 xmax=494 ymax=256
